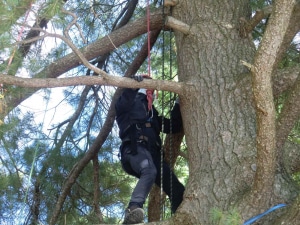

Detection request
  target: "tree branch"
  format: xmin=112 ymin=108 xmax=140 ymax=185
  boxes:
xmin=35 ymin=9 xmax=164 ymax=80
xmin=239 ymin=5 xmax=272 ymax=38
xmin=164 ymin=0 xmax=178 ymax=7
xmin=165 ymin=16 xmax=191 ymax=35
xmin=250 ymin=0 xmax=297 ymax=207
xmin=273 ymin=3 xmax=300 ymax=67
xmin=2 ymin=8 xmax=165 ymax=116
xmin=0 ymin=74 xmax=184 ymax=95
xmin=93 ymin=154 xmax=103 ymax=223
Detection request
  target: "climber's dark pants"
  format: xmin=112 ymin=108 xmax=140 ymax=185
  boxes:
xmin=120 ymin=143 xmax=185 ymax=213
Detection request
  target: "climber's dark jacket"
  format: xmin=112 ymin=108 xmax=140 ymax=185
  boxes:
xmin=115 ymin=88 xmax=182 ymax=154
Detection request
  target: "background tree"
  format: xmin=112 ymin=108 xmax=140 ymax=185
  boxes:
xmin=0 ymin=0 xmax=300 ymax=225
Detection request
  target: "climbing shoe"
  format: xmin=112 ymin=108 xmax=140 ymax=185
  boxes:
xmin=123 ymin=207 xmax=144 ymax=224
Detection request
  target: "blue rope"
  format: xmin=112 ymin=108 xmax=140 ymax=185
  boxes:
xmin=244 ymin=204 xmax=286 ymax=225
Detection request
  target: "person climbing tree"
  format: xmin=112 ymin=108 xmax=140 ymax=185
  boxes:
xmin=115 ymin=74 xmax=185 ymax=224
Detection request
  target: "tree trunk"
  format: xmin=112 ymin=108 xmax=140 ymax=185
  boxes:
xmin=168 ymin=0 xmax=297 ymax=224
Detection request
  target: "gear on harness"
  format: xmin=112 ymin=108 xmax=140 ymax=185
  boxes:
xmin=120 ymin=121 xmax=160 ymax=156
xmin=116 ymin=76 xmax=160 ymax=157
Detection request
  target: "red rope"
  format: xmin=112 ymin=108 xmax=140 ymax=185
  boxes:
xmin=146 ymin=89 xmax=154 ymax=111
xmin=147 ymin=0 xmax=151 ymax=77
xmin=146 ymin=0 xmax=153 ymax=111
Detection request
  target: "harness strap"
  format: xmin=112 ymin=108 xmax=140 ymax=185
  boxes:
xmin=122 ymin=135 xmax=149 ymax=143
xmin=136 ymin=122 xmax=152 ymax=129
xmin=137 ymin=135 xmax=148 ymax=142
xmin=120 ymin=122 xmax=153 ymax=155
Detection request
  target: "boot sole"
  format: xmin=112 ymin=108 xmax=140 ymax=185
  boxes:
xmin=123 ymin=208 xmax=144 ymax=224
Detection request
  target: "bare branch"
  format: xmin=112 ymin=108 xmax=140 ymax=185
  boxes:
xmin=283 ymin=141 xmax=300 ymax=173
xmin=164 ymin=0 xmax=179 ymax=7
xmin=0 ymin=74 xmax=184 ymax=95
xmin=165 ymin=16 xmax=191 ymax=35
xmin=62 ymin=9 xmax=87 ymax=44
xmin=274 ymin=3 xmax=300 ymax=66
xmin=2 ymin=8 xmax=165 ymax=116
xmin=239 ymin=5 xmax=272 ymax=38
xmin=240 ymin=60 xmax=254 ymax=71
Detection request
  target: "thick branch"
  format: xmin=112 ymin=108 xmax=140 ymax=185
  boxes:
xmin=36 ymin=10 xmax=164 ymax=80
xmin=239 ymin=2 xmax=300 ymax=40
xmin=0 ymin=74 xmax=184 ymax=95
xmin=250 ymin=0 xmax=297 ymax=206
xmin=239 ymin=5 xmax=272 ymax=38
xmin=3 ymin=9 xmax=165 ymax=116
xmin=275 ymin=3 xmax=300 ymax=65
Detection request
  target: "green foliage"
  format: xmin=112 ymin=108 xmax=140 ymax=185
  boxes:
xmin=40 ymin=0 xmax=65 ymax=20
xmin=0 ymin=0 xmax=188 ymax=221
xmin=210 ymin=207 xmax=243 ymax=225
xmin=0 ymin=0 xmax=32 ymax=36
xmin=0 ymin=167 xmax=24 ymax=224
xmin=279 ymin=42 xmax=300 ymax=68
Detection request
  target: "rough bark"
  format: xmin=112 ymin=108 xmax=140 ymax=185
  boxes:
xmin=31 ymin=180 xmax=41 ymax=225
xmin=93 ymin=154 xmax=103 ymax=223
xmin=276 ymin=74 xmax=300 ymax=155
xmin=171 ymin=0 xmax=299 ymax=224
xmin=273 ymin=65 xmax=300 ymax=98
xmin=283 ymin=141 xmax=300 ymax=173
xmin=249 ymin=0 xmax=296 ymax=210
xmin=173 ymin=0 xmax=257 ymax=223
